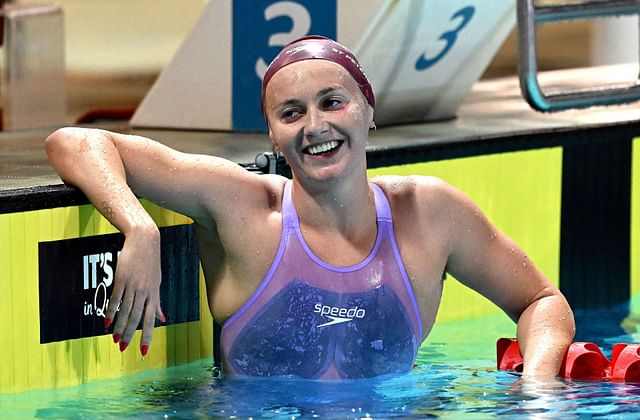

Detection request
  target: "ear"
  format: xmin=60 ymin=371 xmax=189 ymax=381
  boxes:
xmin=267 ymin=123 xmax=279 ymax=152
xmin=366 ymin=104 xmax=374 ymax=127
xmin=268 ymin=125 xmax=275 ymax=146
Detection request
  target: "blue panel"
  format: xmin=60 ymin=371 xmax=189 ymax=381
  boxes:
xmin=232 ymin=0 xmax=337 ymax=132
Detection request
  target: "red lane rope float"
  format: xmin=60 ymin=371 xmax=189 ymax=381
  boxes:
xmin=497 ymin=338 xmax=640 ymax=381
xmin=76 ymin=108 xmax=135 ymax=124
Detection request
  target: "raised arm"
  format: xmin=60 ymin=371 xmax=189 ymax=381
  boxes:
xmin=424 ymin=178 xmax=575 ymax=378
xmin=44 ymin=127 xmax=272 ymax=355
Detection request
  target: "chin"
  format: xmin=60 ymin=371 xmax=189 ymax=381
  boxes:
xmin=313 ymin=164 xmax=357 ymax=185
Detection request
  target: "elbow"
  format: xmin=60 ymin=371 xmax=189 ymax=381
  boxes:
xmin=527 ymin=285 xmax=569 ymax=310
xmin=45 ymin=127 xmax=79 ymax=158
xmin=546 ymin=289 xmax=576 ymax=338
xmin=44 ymin=128 xmax=62 ymax=155
xmin=44 ymin=127 xmax=93 ymax=183
xmin=519 ymin=286 xmax=576 ymax=336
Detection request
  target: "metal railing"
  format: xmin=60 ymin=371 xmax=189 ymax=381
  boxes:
xmin=518 ymin=0 xmax=640 ymax=111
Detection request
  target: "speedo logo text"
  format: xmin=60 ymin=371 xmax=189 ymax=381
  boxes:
xmin=314 ymin=304 xmax=365 ymax=328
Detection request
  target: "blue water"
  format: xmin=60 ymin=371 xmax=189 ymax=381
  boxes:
xmin=2 ymin=305 xmax=640 ymax=418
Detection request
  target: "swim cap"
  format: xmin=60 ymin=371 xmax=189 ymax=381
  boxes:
xmin=260 ymin=36 xmax=375 ymax=116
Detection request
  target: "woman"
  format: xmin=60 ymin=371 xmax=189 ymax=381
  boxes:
xmin=45 ymin=36 xmax=574 ymax=379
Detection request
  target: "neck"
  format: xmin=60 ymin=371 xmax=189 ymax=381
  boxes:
xmin=291 ymin=175 xmax=375 ymax=234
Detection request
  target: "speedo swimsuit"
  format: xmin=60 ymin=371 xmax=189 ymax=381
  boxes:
xmin=220 ymin=181 xmax=423 ymax=379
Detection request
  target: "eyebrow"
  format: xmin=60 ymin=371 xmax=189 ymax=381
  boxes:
xmin=317 ymin=85 xmax=345 ymax=97
xmin=274 ymin=85 xmax=347 ymax=111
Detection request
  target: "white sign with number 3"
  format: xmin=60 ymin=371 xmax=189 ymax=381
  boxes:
xmin=355 ymin=0 xmax=515 ymax=125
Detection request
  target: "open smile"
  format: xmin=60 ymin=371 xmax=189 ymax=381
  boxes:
xmin=302 ymin=140 xmax=344 ymax=156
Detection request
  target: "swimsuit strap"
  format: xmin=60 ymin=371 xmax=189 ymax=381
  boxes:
xmin=370 ymin=182 xmax=392 ymax=223
xmin=281 ymin=180 xmax=299 ymax=229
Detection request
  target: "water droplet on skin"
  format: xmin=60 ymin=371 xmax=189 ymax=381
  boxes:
xmin=234 ymin=196 xmax=239 ymax=200
xmin=510 ymin=248 xmax=515 ymax=253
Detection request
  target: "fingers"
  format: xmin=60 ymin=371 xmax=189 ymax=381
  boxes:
xmin=124 ymin=293 xmax=147 ymax=351
xmin=140 ymin=302 xmax=158 ymax=357
xmin=114 ymin=292 xmax=157 ymax=354
xmin=111 ymin=286 xmax=135 ymax=349
xmin=156 ymin=304 xmax=167 ymax=324
xmin=105 ymin=276 xmax=125 ymax=332
xmin=110 ymin=289 xmax=161 ymax=356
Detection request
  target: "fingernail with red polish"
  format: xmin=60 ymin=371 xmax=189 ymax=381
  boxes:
xmin=113 ymin=333 xmax=121 ymax=343
xmin=104 ymin=317 xmax=112 ymax=329
xmin=141 ymin=344 xmax=148 ymax=357
xmin=119 ymin=341 xmax=128 ymax=352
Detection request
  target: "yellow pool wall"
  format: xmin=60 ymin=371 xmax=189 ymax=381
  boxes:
xmin=0 ymin=201 xmax=213 ymax=394
xmin=369 ymin=147 xmax=562 ymax=327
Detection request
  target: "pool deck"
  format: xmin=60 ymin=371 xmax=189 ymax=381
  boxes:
xmin=1 ymin=63 xmax=639 ymax=208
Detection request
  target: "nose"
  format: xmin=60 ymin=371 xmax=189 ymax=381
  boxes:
xmin=303 ymin=106 xmax=328 ymax=138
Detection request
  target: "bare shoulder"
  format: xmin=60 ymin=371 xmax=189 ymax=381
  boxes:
xmin=371 ymin=174 xmax=467 ymax=217
xmin=253 ymin=174 xmax=288 ymax=209
xmin=195 ymin=171 xmax=288 ymax=227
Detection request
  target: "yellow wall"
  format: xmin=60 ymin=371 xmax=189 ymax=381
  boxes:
xmin=0 ymin=201 xmax=213 ymax=394
xmin=369 ymin=147 xmax=563 ymax=323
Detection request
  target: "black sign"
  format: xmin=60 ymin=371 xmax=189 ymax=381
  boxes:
xmin=39 ymin=224 xmax=200 ymax=343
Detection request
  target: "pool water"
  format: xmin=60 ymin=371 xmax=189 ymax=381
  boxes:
xmin=2 ymin=306 xmax=639 ymax=418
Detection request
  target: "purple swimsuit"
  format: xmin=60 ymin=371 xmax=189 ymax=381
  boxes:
xmin=221 ymin=181 xmax=423 ymax=379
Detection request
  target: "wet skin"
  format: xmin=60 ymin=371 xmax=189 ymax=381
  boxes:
xmin=45 ymin=59 xmax=574 ymax=378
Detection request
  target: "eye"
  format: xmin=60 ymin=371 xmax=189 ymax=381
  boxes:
xmin=322 ymin=97 xmax=344 ymax=110
xmin=280 ymin=108 xmax=303 ymax=122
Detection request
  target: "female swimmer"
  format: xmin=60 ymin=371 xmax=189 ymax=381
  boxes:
xmin=45 ymin=36 xmax=575 ymax=379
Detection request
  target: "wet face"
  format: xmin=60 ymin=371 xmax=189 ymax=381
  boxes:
xmin=263 ymin=60 xmax=374 ymax=184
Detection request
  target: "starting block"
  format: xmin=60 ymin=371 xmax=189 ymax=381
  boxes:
xmin=131 ymin=0 xmax=515 ymax=132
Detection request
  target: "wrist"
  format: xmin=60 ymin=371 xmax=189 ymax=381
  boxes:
xmin=125 ymin=221 xmax=160 ymax=245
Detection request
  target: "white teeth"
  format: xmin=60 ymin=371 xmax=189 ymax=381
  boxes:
xmin=306 ymin=141 xmax=340 ymax=155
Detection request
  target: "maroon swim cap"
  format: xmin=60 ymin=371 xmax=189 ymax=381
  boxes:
xmin=260 ymin=36 xmax=375 ymax=116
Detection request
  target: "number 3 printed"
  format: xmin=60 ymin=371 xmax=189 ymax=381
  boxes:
xmin=415 ymin=6 xmax=475 ymax=71
xmin=255 ymin=1 xmax=311 ymax=79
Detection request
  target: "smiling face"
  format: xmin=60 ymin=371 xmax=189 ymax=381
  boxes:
xmin=264 ymin=60 xmax=374 ymax=186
